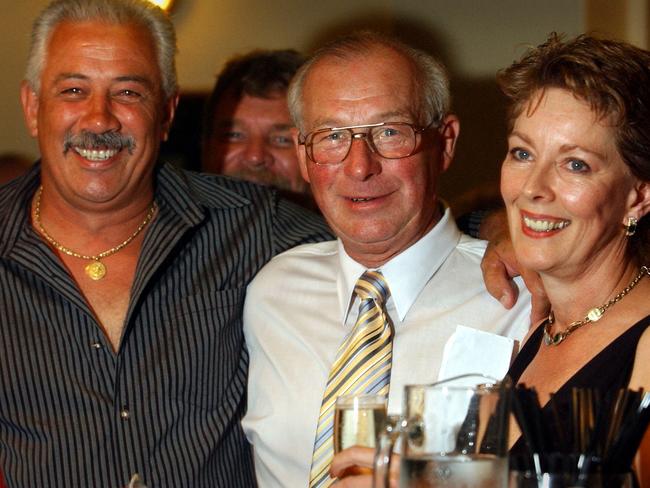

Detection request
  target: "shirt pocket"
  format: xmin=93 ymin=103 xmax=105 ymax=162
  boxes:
xmin=141 ymin=287 xmax=248 ymax=412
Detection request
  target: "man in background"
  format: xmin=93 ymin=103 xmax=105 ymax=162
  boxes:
xmin=202 ymin=49 xmax=314 ymax=207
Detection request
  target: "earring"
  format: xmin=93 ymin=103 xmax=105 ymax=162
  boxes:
xmin=625 ymin=216 xmax=638 ymax=236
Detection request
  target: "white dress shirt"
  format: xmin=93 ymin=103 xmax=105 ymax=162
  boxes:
xmin=242 ymin=208 xmax=531 ymax=487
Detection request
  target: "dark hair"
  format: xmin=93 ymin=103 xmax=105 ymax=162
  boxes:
xmin=498 ymin=33 xmax=650 ymax=258
xmin=202 ymin=49 xmax=305 ymax=144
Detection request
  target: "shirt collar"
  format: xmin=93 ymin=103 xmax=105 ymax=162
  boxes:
xmin=0 ymin=162 xmax=40 ymax=257
xmin=336 ymin=205 xmax=462 ymax=324
xmin=0 ymin=162 xmax=256 ymax=258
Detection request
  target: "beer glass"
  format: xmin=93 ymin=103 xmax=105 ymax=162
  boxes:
xmin=333 ymin=394 xmax=387 ymax=453
xmin=374 ymin=375 xmax=510 ymax=488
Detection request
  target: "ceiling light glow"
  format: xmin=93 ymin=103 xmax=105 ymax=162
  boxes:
xmin=146 ymin=0 xmax=175 ymax=11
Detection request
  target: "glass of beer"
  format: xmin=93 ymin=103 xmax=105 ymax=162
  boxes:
xmin=333 ymin=394 xmax=388 ymax=453
xmin=374 ymin=375 xmax=511 ymax=488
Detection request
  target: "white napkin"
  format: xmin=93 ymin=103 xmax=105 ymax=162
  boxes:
xmin=437 ymin=325 xmax=517 ymax=383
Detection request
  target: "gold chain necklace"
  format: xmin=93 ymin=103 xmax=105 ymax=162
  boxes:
xmin=33 ymin=186 xmax=156 ymax=281
xmin=543 ymin=266 xmax=650 ymax=346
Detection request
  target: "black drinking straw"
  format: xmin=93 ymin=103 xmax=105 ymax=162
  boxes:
xmin=549 ymin=394 xmax=567 ymax=452
xmin=603 ymin=389 xmax=628 ymax=455
xmin=513 ymin=386 xmax=650 ymax=486
xmin=604 ymin=391 xmax=650 ymax=473
xmin=512 ymin=386 xmax=546 ymax=477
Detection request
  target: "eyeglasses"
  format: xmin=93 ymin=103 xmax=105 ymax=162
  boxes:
xmin=298 ymin=121 xmax=434 ymax=165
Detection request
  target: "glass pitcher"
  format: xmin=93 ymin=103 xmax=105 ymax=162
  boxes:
xmin=374 ymin=374 xmax=511 ymax=488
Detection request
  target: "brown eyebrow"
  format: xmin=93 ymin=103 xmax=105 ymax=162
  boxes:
xmin=270 ymin=124 xmax=294 ymax=131
xmin=509 ymin=131 xmax=607 ymax=160
xmin=54 ymin=72 xmax=88 ymax=83
xmin=310 ymin=110 xmax=414 ymax=130
xmin=214 ymin=120 xmax=294 ymax=131
xmin=508 ymin=131 xmax=532 ymax=145
xmin=558 ymin=143 xmax=607 ymax=160
xmin=114 ymin=75 xmax=155 ymax=90
xmin=54 ymin=73 xmax=154 ymax=90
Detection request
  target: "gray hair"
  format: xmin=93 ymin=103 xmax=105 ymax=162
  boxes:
xmin=25 ymin=0 xmax=178 ymax=99
xmin=287 ymin=31 xmax=450 ymax=133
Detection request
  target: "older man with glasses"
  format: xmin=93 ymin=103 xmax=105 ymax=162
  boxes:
xmin=241 ymin=31 xmax=532 ymax=488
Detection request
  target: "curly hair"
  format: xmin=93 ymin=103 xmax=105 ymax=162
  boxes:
xmin=498 ymin=33 xmax=650 ymax=259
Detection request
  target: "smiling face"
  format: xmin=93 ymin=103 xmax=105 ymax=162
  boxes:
xmin=203 ymin=91 xmax=305 ymax=192
xmin=21 ymin=20 xmax=177 ymax=211
xmin=501 ymin=88 xmax=650 ymax=278
xmin=295 ymin=46 xmax=459 ymax=266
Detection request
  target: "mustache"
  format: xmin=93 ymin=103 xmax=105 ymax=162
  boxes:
xmin=63 ymin=130 xmax=136 ymax=155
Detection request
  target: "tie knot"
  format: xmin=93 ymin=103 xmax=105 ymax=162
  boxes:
xmin=354 ymin=270 xmax=390 ymax=305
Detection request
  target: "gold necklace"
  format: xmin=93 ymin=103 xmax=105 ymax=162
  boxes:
xmin=33 ymin=186 xmax=156 ymax=281
xmin=543 ymin=266 xmax=650 ymax=346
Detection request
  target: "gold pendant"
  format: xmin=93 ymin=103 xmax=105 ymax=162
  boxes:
xmin=85 ymin=261 xmax=106 ymax=280
xmin=586 ymin=307 xmax=603 ymax=322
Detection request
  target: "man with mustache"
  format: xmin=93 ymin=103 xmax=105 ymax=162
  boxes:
xmin=0 ymin=0 xmax=329 ymax=486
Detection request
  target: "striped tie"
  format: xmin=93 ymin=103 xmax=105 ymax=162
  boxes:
xmin=308 ymin=270 xmax=393 ymax=488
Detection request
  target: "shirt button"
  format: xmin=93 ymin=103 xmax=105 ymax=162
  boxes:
xmin=120 ymin=408 xmax=130 ymax=420
xmin=90 ymin=342 xmax=102 ymax=350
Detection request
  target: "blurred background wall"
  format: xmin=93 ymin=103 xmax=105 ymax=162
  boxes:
xmin=2 ymin=0 xmax=648 ymax=212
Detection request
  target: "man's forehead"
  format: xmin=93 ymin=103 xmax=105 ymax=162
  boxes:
xmin=45 ymin=20 xmax=158 ymax=65
xmin=215 ymin=93 xmax=292 ymax=121
xmin=40 ymin=20 xmax=163 ymax=88
xmin=218 ymin=90 xmax=288 ymax=108
xmin=214 ymin=118 xmax=293 ymax=131
xmin=309 ymin=110 xmax=415 ymax=131
xmin=307 ymin=44 xmax=413 ymax=79
xmin=301 ymin=51 xmax=420 ymax=129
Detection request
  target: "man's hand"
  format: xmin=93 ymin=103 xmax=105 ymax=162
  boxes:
xmin=330 ymin=447 xmax=398 ymax=488
xmin=479 ymin=209 xmax=550 ymax=324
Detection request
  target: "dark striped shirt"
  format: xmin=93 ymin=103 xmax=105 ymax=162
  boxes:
xmin=0 ymin=163 xmax=332 ymax=488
